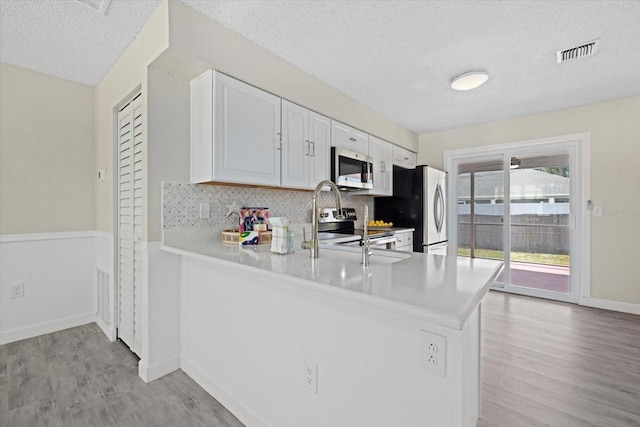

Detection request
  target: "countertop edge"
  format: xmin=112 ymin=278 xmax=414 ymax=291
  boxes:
xmin=161 ymin=243 xmax=500 ymax=330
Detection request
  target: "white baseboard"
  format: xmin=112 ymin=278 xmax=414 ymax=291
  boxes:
xmin=0 ymin=311 xmax=96 ymax=345
xmin=181 ymin=356 xmax=270 ymax=427
xmin=95 ymin=315 xmax=116 ymax=342
xmin=579 ymin=297 xmax=640 ymax=316
xmin=138 ymin=355 xmax=181 ymax=383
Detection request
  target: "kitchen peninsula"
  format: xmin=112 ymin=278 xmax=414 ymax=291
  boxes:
xmin=163 ymin=239 xmax=502 ymax=427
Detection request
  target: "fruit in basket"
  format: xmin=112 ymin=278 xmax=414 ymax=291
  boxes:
xmin=368 ymin=219 xmax=393 ymax=227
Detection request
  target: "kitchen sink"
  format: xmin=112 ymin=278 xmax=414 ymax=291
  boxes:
xmin=319 ymin=246 xmax=411 ymax=265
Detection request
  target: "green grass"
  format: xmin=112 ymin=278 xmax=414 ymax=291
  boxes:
xmin=457 ymin=247 xmax=570 ymax=267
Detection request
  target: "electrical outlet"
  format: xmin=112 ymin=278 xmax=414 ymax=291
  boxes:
xmin=199 ymin=203 xmax=210 ymax=219
xmin=420 ymin=330 xmax=446 ymax=378
xmin=426 ymin=354 xmax=439 ymax=367
xmin=10 ymin=283 xmax=25 ymax=299
xmin=303 ymin=358 xmax=318 ymax=393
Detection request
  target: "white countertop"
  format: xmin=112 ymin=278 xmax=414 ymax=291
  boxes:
xmin=162 ymin=241 xmax=502 ymax=330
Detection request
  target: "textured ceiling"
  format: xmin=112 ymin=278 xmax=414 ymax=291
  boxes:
xmin=0 ymin=0 xmax=161 ymax=86
xmin=2 ymin=1 xmax=640 ymax=134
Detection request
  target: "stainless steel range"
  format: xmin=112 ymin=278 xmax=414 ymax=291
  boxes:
xmin=317 ymin=208 xmax=397 ymax=249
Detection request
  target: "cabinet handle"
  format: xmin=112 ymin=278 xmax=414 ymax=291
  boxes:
xmin=380 ymin=161 xmax=386 ymax=173
xmin=305 ymin=140 xmax=311 ymax=156
xmin=311 ymin=141 xmax=315 ymax=157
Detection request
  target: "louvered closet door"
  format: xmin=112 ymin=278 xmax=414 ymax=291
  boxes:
xmin=117 ymin=94 xmax=143 ymax=353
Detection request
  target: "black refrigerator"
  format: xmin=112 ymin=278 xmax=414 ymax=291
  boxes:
xmin=374 ymin=165 xmax=447 ymax=253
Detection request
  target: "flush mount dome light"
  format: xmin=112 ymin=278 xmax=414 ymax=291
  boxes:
xmin=450 ymin=71 xmax=489 ymax=91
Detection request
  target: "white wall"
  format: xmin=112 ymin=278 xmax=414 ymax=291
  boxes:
xmin=94 ymin=1 xmax=169 ymax=236
xmin=181 ymin=256 xmax=479 ymax=427
xmin=158 ymin=0 xmax=417 ymax=152
xmin=146 ymin=67 xmax=191 ymax=242
xmin=0 ymin=63 xmax=94 ymax=234
xmin=0 ymin=64 xmax=99 ymax=344
xmin=0 ymin=233 xmax=96 ymax=344
xmin=419 ymin=96 xmax=640 ymax=306
xmin=138 ymin=67 xmax=190 ymax=381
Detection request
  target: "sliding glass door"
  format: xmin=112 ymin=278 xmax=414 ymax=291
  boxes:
xmin=452 ymin=143 xmax=579 ymax=303
xmin=508 ymin=153 xmax=571 ymax=295
xmin=456 ymin=155 xmax=506 ymax=287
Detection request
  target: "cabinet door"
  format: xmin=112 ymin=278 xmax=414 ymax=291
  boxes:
xmin=309 ymin=111 xmax=331 ymax=187
xmin=352 ymin=128 xmax=369 ymax=154
xmin=379 ymin=140 xmax=393 ymax=196
xmin=392 ymin=145 xmax=417 ymax=169
xmin=331 ymin=120 xmax=353 ymax=149
xmin=214 ymin=73 xmax=281 ymax=186
xmin=368 ymin=135 xmax=382 ymax=194
xmin=281 ymin=100 xmax=310 ymax=189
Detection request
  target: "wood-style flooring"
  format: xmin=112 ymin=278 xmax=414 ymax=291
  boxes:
xmin=0 ymin=323 xmax=244 ymax=427
xmin=478 ymin=291 xmax=640 ymax=427
xmin=1 ymin=292 xmax=638 ymax=427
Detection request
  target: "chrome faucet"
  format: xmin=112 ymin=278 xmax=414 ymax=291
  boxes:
xmin=361 ymin=204 xmax=372 ymax=267
xmin=301 ymin=180 xmax=343 ymax=258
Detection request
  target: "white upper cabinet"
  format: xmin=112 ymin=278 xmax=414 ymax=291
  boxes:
xmin=190 ymin=70 xmax=281 ymax=186
xmin=281 ymin=101 xmax=331 ymax=189
xmin=308 ymin=110 xmax=331 ymax=186
xmin=378 ymin=137 xmax=393 ymax=196
xmin=355 ymin=135 xmax=393 ymax=196
xmin=392 ymin=145 xmax=417 ymax=169
xmin=331 ymin=120 xmax=368 ymax=153
xmin=281 ymin=101 xmax=309 ymax=189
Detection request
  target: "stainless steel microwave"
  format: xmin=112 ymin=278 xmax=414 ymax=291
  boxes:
xmin=331 ymin=147 xmax=373 ymax=190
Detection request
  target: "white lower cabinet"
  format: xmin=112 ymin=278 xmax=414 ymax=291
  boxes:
xmin=395 ymin=229 xmax=414 ymax=252
xmin=190 ymin=70 xmax=281 ymax=185
xmin=281 ymin=100 xmax=330 ymax=189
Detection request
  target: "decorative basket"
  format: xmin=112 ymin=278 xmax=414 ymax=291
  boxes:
xmin=221 ymin=230 xmax=272 ymax=245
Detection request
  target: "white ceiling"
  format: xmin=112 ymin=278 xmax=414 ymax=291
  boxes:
xmin=2 ymin=0 xmax=639 ymax=134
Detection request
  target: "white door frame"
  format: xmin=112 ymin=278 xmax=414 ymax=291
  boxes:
xmin=444 ymin=133 xmax=591 ymax=302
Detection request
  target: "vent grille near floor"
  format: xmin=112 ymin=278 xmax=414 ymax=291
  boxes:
xmin=97 ymin=268 xmax=111 ymax=326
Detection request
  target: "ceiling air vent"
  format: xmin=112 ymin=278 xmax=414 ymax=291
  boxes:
xmin=557 ymin=39 xmax=600 ymax=64
xmin=74 ymin=0 xmax=111 ymax=14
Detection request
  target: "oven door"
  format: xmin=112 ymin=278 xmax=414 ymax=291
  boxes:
xmin=331 ymin=147 xmax=373 ymax=190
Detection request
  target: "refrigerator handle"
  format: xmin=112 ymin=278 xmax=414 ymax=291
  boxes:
xmin=434 ymin=183 xmax=445 ymax=233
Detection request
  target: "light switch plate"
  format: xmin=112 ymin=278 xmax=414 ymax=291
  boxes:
xmin=199 ymin=203 xmax=210 ymax=219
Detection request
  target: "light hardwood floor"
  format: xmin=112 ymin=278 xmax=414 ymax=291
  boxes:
xmin=0 ymin=323 xmax=244 ymax=427
xmin=1 ymin=292 xmax=638 ymax=426
xmin=478 ymin=291 xmax=640 ymax=427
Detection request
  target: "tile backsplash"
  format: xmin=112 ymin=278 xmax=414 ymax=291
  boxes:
xmin=162 ymin=182 xmax=373 ymax=232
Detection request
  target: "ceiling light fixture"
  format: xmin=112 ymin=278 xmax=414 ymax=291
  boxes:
xmin=450 ymin=71 xmax=489 ymax=91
